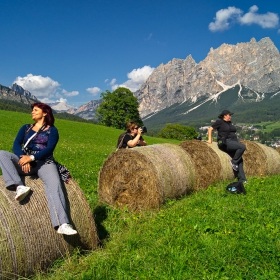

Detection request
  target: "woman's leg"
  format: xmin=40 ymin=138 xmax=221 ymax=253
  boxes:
xmin=226 ymin=140 xmax=246 ymax=165
xmin=237 ymin=159 xmax=247 ymax=182
xmin=37 ymin=162 xmax=69 ymax=228
xmin=0 ymin=150 xmax=25 ymax=187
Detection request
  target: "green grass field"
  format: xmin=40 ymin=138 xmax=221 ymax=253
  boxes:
xmin=1 ymin=110 xmax=280 ymax=280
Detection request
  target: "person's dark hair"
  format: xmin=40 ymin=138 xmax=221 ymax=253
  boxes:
xmin=31 ymin=102 xmax=55 ymax=126
xmin=218 ymin=109 xmax=234 ymax=119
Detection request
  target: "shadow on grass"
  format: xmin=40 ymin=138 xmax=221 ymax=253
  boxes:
xmin=93 ymin=205 xmax=110 ymax=246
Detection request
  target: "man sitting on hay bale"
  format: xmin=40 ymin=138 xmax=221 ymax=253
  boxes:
xmin=207 ymin=110 xmax=247 ymax=184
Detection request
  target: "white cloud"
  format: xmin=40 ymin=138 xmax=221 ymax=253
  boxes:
xmin=13 ymin=74 xmax=60 ymax=98
xmin=209 ymin=6 xmax=242 ymax=31
xmin=118 ymin=65 xmax=155 ymax=92
xmin=108 ymin=78 xmax=118 ymax=90
xmin=56 ymin=97 xmax=68 ymax=103
xmin=86 ymin=87 xmax=101 ymax=96
xmin=62 ymin=89 xmax=79 ymax=97
xmin=240 ymin=5 xmax=279 ymax=28
xmin=278 ymin=29 xmax=280 ymax=34
xmin=110 ymin=78 xmax=117 ymax=86
xmin=39 ymin=97 xmax=57 ymax=104
xmin=145 ymin=33 xmax=153 ymax=40
xmin=209 ymin=5 xmax=279 ymax=32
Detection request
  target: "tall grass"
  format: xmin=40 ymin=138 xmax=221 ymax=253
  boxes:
xmin=1 ymin=110 xmax=280 ymax=279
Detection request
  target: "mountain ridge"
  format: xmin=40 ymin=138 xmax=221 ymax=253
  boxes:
xmin=135 ymin=37 xmax=280 ymax=120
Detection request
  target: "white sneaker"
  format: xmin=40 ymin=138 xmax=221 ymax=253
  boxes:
xmin=57 ymin=223 xmax=77 ymax=235
xmin=15 ymin=185 xmax=31 ymax=201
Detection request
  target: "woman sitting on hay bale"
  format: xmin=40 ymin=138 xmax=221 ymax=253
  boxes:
xmin=207 ymin=109 xmax=247 ymax=184
xmin=0 ymin=102 xmax=77 ymax=235
xmin=117 ymin=121 xmax=147 ymax=149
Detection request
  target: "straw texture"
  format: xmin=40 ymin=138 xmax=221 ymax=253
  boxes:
xmin=98 ymin=144 xmax=196 ymax=211
xmin=0 ymin=176 xmax=98 ymax=279
xmin=180 ymin=140 xmax=235 ymax=190
xmin=241 ymin=140 xmax=280 ymax=176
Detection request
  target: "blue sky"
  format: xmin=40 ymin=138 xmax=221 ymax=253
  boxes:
xmin=0 ymin=0 xmax=279 ymax=108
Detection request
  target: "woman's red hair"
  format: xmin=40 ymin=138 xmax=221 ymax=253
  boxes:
xmin=31 ymin=102 xmax=55 ymax=126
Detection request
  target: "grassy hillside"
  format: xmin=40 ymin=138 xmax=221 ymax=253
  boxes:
xmin=0 ymin=110 xmax=180 ymax=209
xmin=1 ymin=110 xmax=280 ymax=279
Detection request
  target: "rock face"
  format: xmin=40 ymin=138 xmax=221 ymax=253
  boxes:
xmin=135 ymin=37 xmax=280 ymax=118
xmin=0 ymin=83 xmax=39 ymax=104
xmin=68 ymin=99 xmax=102 ymax=120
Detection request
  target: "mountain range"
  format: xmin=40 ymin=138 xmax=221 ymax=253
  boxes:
xmin=1 ymin=37 xmax=280 ymax=131
xmin=135 ymin=37 xmax=280 ymax=130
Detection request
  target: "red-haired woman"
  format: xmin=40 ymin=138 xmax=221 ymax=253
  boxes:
xmin=0 ymin=102 xmax=77 ymax=235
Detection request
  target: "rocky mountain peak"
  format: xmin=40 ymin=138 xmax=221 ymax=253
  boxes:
xmin=10 ymin=83 xmax=37 ymax=100
xmin=135 ymin=37 xmax=280 ymax=118
xmin=0 ymin=83 xmax=38 ymax=105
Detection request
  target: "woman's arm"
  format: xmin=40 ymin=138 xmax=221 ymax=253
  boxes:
xmin=127 ymin=134 xmax=141 ymax=147
xmin=138 ymin=137 xmax=147 ymax=146
xmin=13 ymin=125 xmax=29 ymax=157
xmin=207 ymin=126 xmax=214 ymax=144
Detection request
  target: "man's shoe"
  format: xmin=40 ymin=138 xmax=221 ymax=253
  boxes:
xmin=15 ymin=185 xmax=31 ymax=201
xmin=230 ymin=161 xmax=239 ymax=171
xmin=57 ymin=223 xmax=77 ymax=235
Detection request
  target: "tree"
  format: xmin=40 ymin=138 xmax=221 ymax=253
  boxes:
xmin=157 ymin=123 xmax=198 ymax=141
xmin=96 ymin=87 xmax=143 ymax=129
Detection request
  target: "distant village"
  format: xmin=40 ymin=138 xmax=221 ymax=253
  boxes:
xmin=199 ymin=123 xmax=280 ymax=148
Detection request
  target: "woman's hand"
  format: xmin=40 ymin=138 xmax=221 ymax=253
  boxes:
xmin=18 ymin=155 xmax=33 ymax=173
xmin=18 ymin=155 xmax=33 ymax=166
xmin=21 ymin=163 xmax=31 ymax=173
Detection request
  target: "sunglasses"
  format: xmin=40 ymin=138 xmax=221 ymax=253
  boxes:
xmin=134 ymin=127 xmax=138 ymax=130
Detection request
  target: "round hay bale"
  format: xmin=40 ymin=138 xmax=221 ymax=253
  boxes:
xmin=180 ymin=140 xmax=234 ymax=190
xmin=241 ymin=140 xmax=280 ymax=176
xmin=0 ymin=176 xmax=98 ymax=279
xmin=206 ymin=142 xmax=235 ymax=181
xmin=98 ymin=143 xmax=196 ymax=211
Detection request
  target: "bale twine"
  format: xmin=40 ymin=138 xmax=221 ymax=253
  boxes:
xmin=0 ymin=176 xmax=98 ymax=279
xmin=98 ymin=143 xmax=196 ymax=211
xmin=241 ymin=140 xmax=280 ymax=176
xmin=180 ymin=140 xmax=234 ymax=190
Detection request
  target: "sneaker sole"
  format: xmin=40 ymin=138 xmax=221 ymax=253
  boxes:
xmin=15 ymin=187 xmax=31 ymax=202
xmin=57 ymin=229 xmax=78 ymax=235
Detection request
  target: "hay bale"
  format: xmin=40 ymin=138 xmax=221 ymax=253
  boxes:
xmin=0 ymin=176 xmax=98 ymax=279
xmin=241 ymin=140 xmax=280 ymax=176
xmin=207 ymin=142 xmax=235 ymax=181
xmin=98 ymin=143 xmax=196 ymax=211
xmin=180 ymin=140 xmax=234 ymax=190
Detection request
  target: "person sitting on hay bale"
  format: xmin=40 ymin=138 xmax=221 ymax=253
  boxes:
xmin=117 ymin=121 xmax=147 ymax=149
xmin=0 ymin=102 xmax=77 ymax=235
xmin=207 ymin=109 xmax=247 ymax=184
